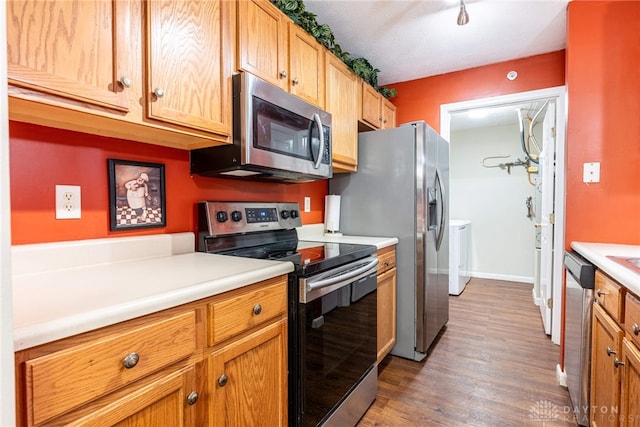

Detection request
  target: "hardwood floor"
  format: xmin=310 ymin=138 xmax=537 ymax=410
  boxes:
xmin=358 ymin=278 xmax=578 ymax=427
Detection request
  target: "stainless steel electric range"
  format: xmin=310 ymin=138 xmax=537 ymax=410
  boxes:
xmin=198 ymin=201 xmax=378 ymax=427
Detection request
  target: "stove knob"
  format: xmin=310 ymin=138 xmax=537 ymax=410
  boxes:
xmin=231 ymin=210 xmax=243 ymax=222
xmin=216 ymin=211 xmax=228 ymax=223
xmin=281 ymin=210 xmax=290 ymax=219
xmin=290 ymin=210 xmax=299 ymax=219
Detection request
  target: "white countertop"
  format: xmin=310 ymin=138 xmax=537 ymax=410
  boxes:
xmin=571 ymin=242 xmax=640 ymax=296
xmin=12 ymin=233 xmax=293 ymax=351
xmin=296 ymin=224 xmax=399 ymax=249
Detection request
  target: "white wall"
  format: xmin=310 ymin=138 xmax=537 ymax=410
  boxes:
xmin=1 ymin=1 xmax=16 ymax=423
xmin=450 ymin=123 xmax=536 ymax=283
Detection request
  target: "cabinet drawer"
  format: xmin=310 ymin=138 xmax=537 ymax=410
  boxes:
xmin=208 ymin=277 xmax=287 ymax=346
xmin=25 ymin=310 xmax=197 ymax=425
xmin=377 ymin=246 xmax=396 ymax=275
xmin=625 ymin=293 xmax=640 ymax=348
xmin=595 ymin=270 xmax=624 ymax=323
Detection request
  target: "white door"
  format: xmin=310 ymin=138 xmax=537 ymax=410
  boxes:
xmin=538 ymin=101 xmax=556 ymax=335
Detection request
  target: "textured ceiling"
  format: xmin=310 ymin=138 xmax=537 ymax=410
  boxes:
xmin=304 ymin=0 xmax=570 ymax=86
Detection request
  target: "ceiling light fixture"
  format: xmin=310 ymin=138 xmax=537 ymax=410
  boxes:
xmin=457 ymin=0 xmax=469 ymax=26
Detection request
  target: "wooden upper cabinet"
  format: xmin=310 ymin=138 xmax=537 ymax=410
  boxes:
xmin=145 ymin=0 xmax=232 ymax=134
xmin=382 ymin=97 xmax=397 ymax=129
xmin=236 ymin=0 xmax=324 ymax=107
xmin=7 ymin=0 xmax=129 ymax=111
xmin=236 ymin=0 xmax=288 ymax=90
xmin=325 ymin=53 xmax=358 ymax=172
xmin=288 ymin=23 xmax=324 ymax=107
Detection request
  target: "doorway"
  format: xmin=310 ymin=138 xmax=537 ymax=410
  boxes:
xmin=440 ymin=86 xmax=566 ymax=345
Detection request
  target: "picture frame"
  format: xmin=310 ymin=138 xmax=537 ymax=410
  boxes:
xmin=108 ymin=159 xmax=166 ymax=231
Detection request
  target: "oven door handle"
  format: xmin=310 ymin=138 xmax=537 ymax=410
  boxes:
xmin=306 ymin=257 xmax=379 ymax=292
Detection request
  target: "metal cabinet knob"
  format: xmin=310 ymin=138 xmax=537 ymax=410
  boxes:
xmin=218 ymin=374 xmax=228 ymax=387
xmin=120 ymin=76 xmax=132 ymax=88
xmin=633 ymin=324 xmax=640 ymax=335
xmin=606 ymin=346 xmax=616 ymax=357
xmin=122 ymin=352 xmax=140 ymax=369
xmin=153 ymin=88 xmax=165 ymax=98
xmin=292 ymin=77 xmax=299 ymax=85
xmin=186 ymin=391 xmax=199 ymax=405
xmin=614 ymin=357 xmax=625 ymax=368
xmin=253 ymin=304 xmax=262 ymax=315
xmin=280 ymin=70 xmax=287 ymax=78
xmin=597 ymin=290 xmax=607 ymax=297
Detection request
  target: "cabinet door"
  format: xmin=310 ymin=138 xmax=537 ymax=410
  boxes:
xmin=377 ymin=267 xmax=397 ymax=364
xmin=621 ymin=339 xmax=640 ymax=427
xmin=381 ymin=98 xmax=397 ymax=129
xmin=209 ymin=320 xmax=288 ymax=427
xmin=288 ymin=24 xmax=325 ymax=107
xmin=146 ymin=0 xmax=232 ymax=134
xmin=325 ymin=54 xmax=358 ymax=172
xmin=54 ymin=365 xmax=199 ymax=426
xmin=361 ymin=82 xmax=382 ymax=129
xmin=591 ymin=303 xmax=624 ymax=427
xmin=236 ymin=0 xmax=288 ymax=90
xmin=7 ymin=0 xmax=129 ymax=111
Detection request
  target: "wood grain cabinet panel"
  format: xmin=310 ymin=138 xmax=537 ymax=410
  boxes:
xmin=146 ymin=0 xmax=233 ymax=134
xmin=376 ymin=246 xmax=397 ymax=364
xmin=621 ymin=339 xmax=640 ymax=427
xmin=207 ymin=277 xmax=287 ymax=346
xmin=7 ymin=0 xmax=129 ymax=111
xmin=595 ymin=271 xmax=625 ymax=323
xmin=24 ymin=311 xmax=196 ymax=425
xmin=625 ymin=293 xmax=640 ymax=349
xmin=7 ymin=0 xmax=234 ymax=149
xmin=591 ymin=300 xmax=624 ymax=427
xmin=208 ymin=319 xmax=288 ymax=427
xmin=325 ymin=53 xmax=359 ymax=172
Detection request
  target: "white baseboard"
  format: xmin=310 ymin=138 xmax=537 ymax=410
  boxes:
xmin=556 ymin=364 xmax=567 ymax=387
xmin=532 ymin=288 xmax=542 ymax=306
xmin=470 ymin=272 xmax=534 ymax=284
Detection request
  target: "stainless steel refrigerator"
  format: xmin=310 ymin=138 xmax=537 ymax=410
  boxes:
xmin=329 ymin=121 xmax=449 ymax=361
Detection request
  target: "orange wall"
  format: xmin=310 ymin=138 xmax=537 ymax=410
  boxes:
xmin=565 ymin=0 xmax=640 ymax=246
xmin=9 ymin=122 xmax=327 ymax=245
xmin=389 ymin=50 xmax=566 ymax=133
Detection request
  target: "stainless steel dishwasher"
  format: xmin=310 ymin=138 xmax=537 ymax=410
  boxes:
xmin=563 ymin=250 xmax=596 ymax=427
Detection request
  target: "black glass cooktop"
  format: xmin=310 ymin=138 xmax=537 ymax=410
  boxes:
xmin=211 ymin=238 xmax=376 ymax=276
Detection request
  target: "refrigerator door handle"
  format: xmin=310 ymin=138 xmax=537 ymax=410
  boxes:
xmin=435 ymin=169 xmax=446 ymax=251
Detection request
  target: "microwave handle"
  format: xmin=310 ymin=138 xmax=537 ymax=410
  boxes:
xmin=311 ymin=113 xmax=325 ymax=170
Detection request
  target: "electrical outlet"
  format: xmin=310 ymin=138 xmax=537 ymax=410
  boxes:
xmin=56 ymin=185 xmax=81 ymax=219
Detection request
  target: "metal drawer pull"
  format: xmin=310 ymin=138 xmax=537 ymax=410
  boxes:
xmin=122 ymin=352 xmax=140 ymax=369
xmin=606 ymin=346 xmax=616 ymax=357
xmin=292 ymin=77 xmax=299 ymax=85
xmin=186 ymin=391 xmax=199 ymax=405
xmin=614 ymin=357 xmax=625 ymax=368
xmin=218 ymin=374 xmax=228 ymax=387
xmin=253 ymin=304 xmax=262 ymax=315
xmin=597 ymin=290 xmax=608 ymax=297
xmin=153 ymin=87 xmax=165 ymax=98
xmin=633 ymin=324 xmax=640 ymax=335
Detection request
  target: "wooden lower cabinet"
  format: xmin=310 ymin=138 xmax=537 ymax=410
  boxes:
xmin=208 ymin=319 xmax=288 ymax=426
xmin=14 ymin=275 xmax=288 ymax=427
xmin=591 ymin=302 xmax=624 ymax=427
xmin=376 ymin=245 xmax=397 ymax=364
xmin=590 ymin=271 xmax=640 ymax=427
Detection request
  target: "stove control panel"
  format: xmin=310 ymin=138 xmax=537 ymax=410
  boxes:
xmin=199 ymin=201 xmax=302 ymax=236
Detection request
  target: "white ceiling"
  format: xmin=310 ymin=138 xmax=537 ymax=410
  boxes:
xmin=304 ymin=0 xmax=570 ymax=86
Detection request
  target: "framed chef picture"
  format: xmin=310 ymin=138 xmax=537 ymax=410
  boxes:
xmin=108 ymin=159 xmax=166 ymax=231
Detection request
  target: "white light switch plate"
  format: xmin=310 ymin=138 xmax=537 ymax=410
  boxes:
xmin=304 ymin=197 xmax=311 ymax=212
xmin=56 ymin=185 xmax=81 ymax=219
xmin=583 ymin=162 xmax=600 ymax=183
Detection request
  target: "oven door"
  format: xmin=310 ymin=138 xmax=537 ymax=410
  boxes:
xmin=295 ymin=257 xmax=378 ymax=426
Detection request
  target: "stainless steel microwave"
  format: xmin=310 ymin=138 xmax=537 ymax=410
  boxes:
xmin=190 ymin=72 xmax=332 ymax=182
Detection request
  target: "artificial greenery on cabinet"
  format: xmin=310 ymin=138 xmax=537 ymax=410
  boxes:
xmin=270 ymin=0 xmax=397 ymax=98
